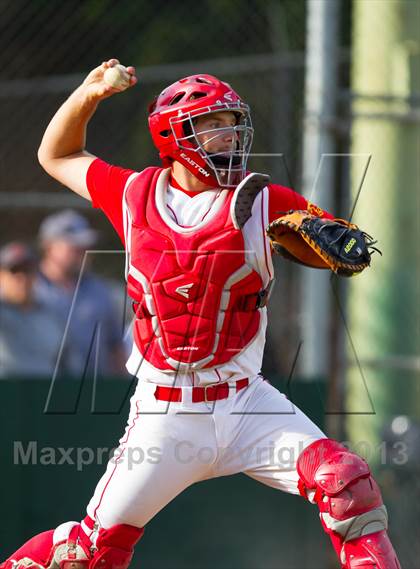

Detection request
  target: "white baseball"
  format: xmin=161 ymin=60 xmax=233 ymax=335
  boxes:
xmin=103 ymin=64 xmax=131 ymax=91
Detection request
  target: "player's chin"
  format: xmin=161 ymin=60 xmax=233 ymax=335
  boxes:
xmin=208 ymin=153 xmax=241 ymax=168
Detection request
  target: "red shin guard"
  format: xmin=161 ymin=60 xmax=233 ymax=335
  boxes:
xmin=343 ymin=531 xmax=401 ymax=569
xmin=88 ymin=524 xmax=144 ymax=569
xmin=297 ymin=439 xmax=401 ymax=569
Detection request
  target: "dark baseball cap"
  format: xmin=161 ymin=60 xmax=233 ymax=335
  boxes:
xmin=0 ymin=241 xmax=37 ymax=271
xmin=39 ymin=210 xmax=99 ymax=247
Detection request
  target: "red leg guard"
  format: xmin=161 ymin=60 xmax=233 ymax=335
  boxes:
xmin=297 ymin=439 xmax=401 ymax=569
xmin=343 ymin=531 xmax=401 ymax=569
xmin=88 ymin=524 xmax=144 ymax=569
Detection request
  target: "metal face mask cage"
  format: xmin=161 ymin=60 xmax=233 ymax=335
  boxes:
xmin=169 ymin=102 xmax=254 ymax=188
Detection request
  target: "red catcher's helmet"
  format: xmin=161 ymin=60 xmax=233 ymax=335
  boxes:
xmin=148 ymin=74 xmax=253 ymax=188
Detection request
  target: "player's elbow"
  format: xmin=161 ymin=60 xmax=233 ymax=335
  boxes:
xmin=37 ymin=146 xmax=66 ymax=180
xmin=37 ymin=144 xmax=52 ymax=172
xmin=37 ymin=148 xmax=45 ymax=169
xmin=37 ymin=140 xmax=64 ymax=174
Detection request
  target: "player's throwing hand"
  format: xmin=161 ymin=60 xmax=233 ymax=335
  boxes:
xmin=82 ymin=58 xmax=137 ymax=100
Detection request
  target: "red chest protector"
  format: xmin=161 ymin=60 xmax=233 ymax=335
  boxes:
xmin=124 ymin=167 xmax=267 ymax=372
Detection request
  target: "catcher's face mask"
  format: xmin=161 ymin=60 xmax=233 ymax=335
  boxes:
xmin=171 ymin=108 xmax=254 ymax=188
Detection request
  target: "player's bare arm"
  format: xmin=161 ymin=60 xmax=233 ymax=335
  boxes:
xmin=37 ymin=59 xmax=137 ymax=200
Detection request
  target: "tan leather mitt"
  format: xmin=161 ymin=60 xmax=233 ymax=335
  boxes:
xmin=266 ymin=210 xmax=381 ymax=277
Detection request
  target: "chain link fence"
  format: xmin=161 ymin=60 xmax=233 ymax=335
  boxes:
xmin=0 ymin=0 xmax=315 ymax=375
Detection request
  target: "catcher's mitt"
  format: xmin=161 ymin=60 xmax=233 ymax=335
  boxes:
xmin=266 ymin=210 xmax=381 ymax=277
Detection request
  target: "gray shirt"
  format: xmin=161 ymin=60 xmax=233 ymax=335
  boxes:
xmin=35 ymin=271 xmax=123 ymax=378
xmin=0 ymin=300 xmax=63 ymax=378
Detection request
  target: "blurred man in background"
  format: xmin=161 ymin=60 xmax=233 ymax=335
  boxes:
xmin=0 ymin=242 xmax=63 ymax=378
xmin=35 ymin=209 xmax=127 ymax=378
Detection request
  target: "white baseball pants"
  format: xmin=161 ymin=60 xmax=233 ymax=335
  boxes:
xmin=86 ymin=376 xmax=325 ymax=529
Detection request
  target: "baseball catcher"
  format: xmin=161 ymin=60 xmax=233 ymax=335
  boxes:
xmin=1 ymin=60 xmax=400 ymax=569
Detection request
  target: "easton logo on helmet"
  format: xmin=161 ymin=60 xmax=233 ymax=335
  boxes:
xmin=180 ymin=153 xmax=210 ymax=177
